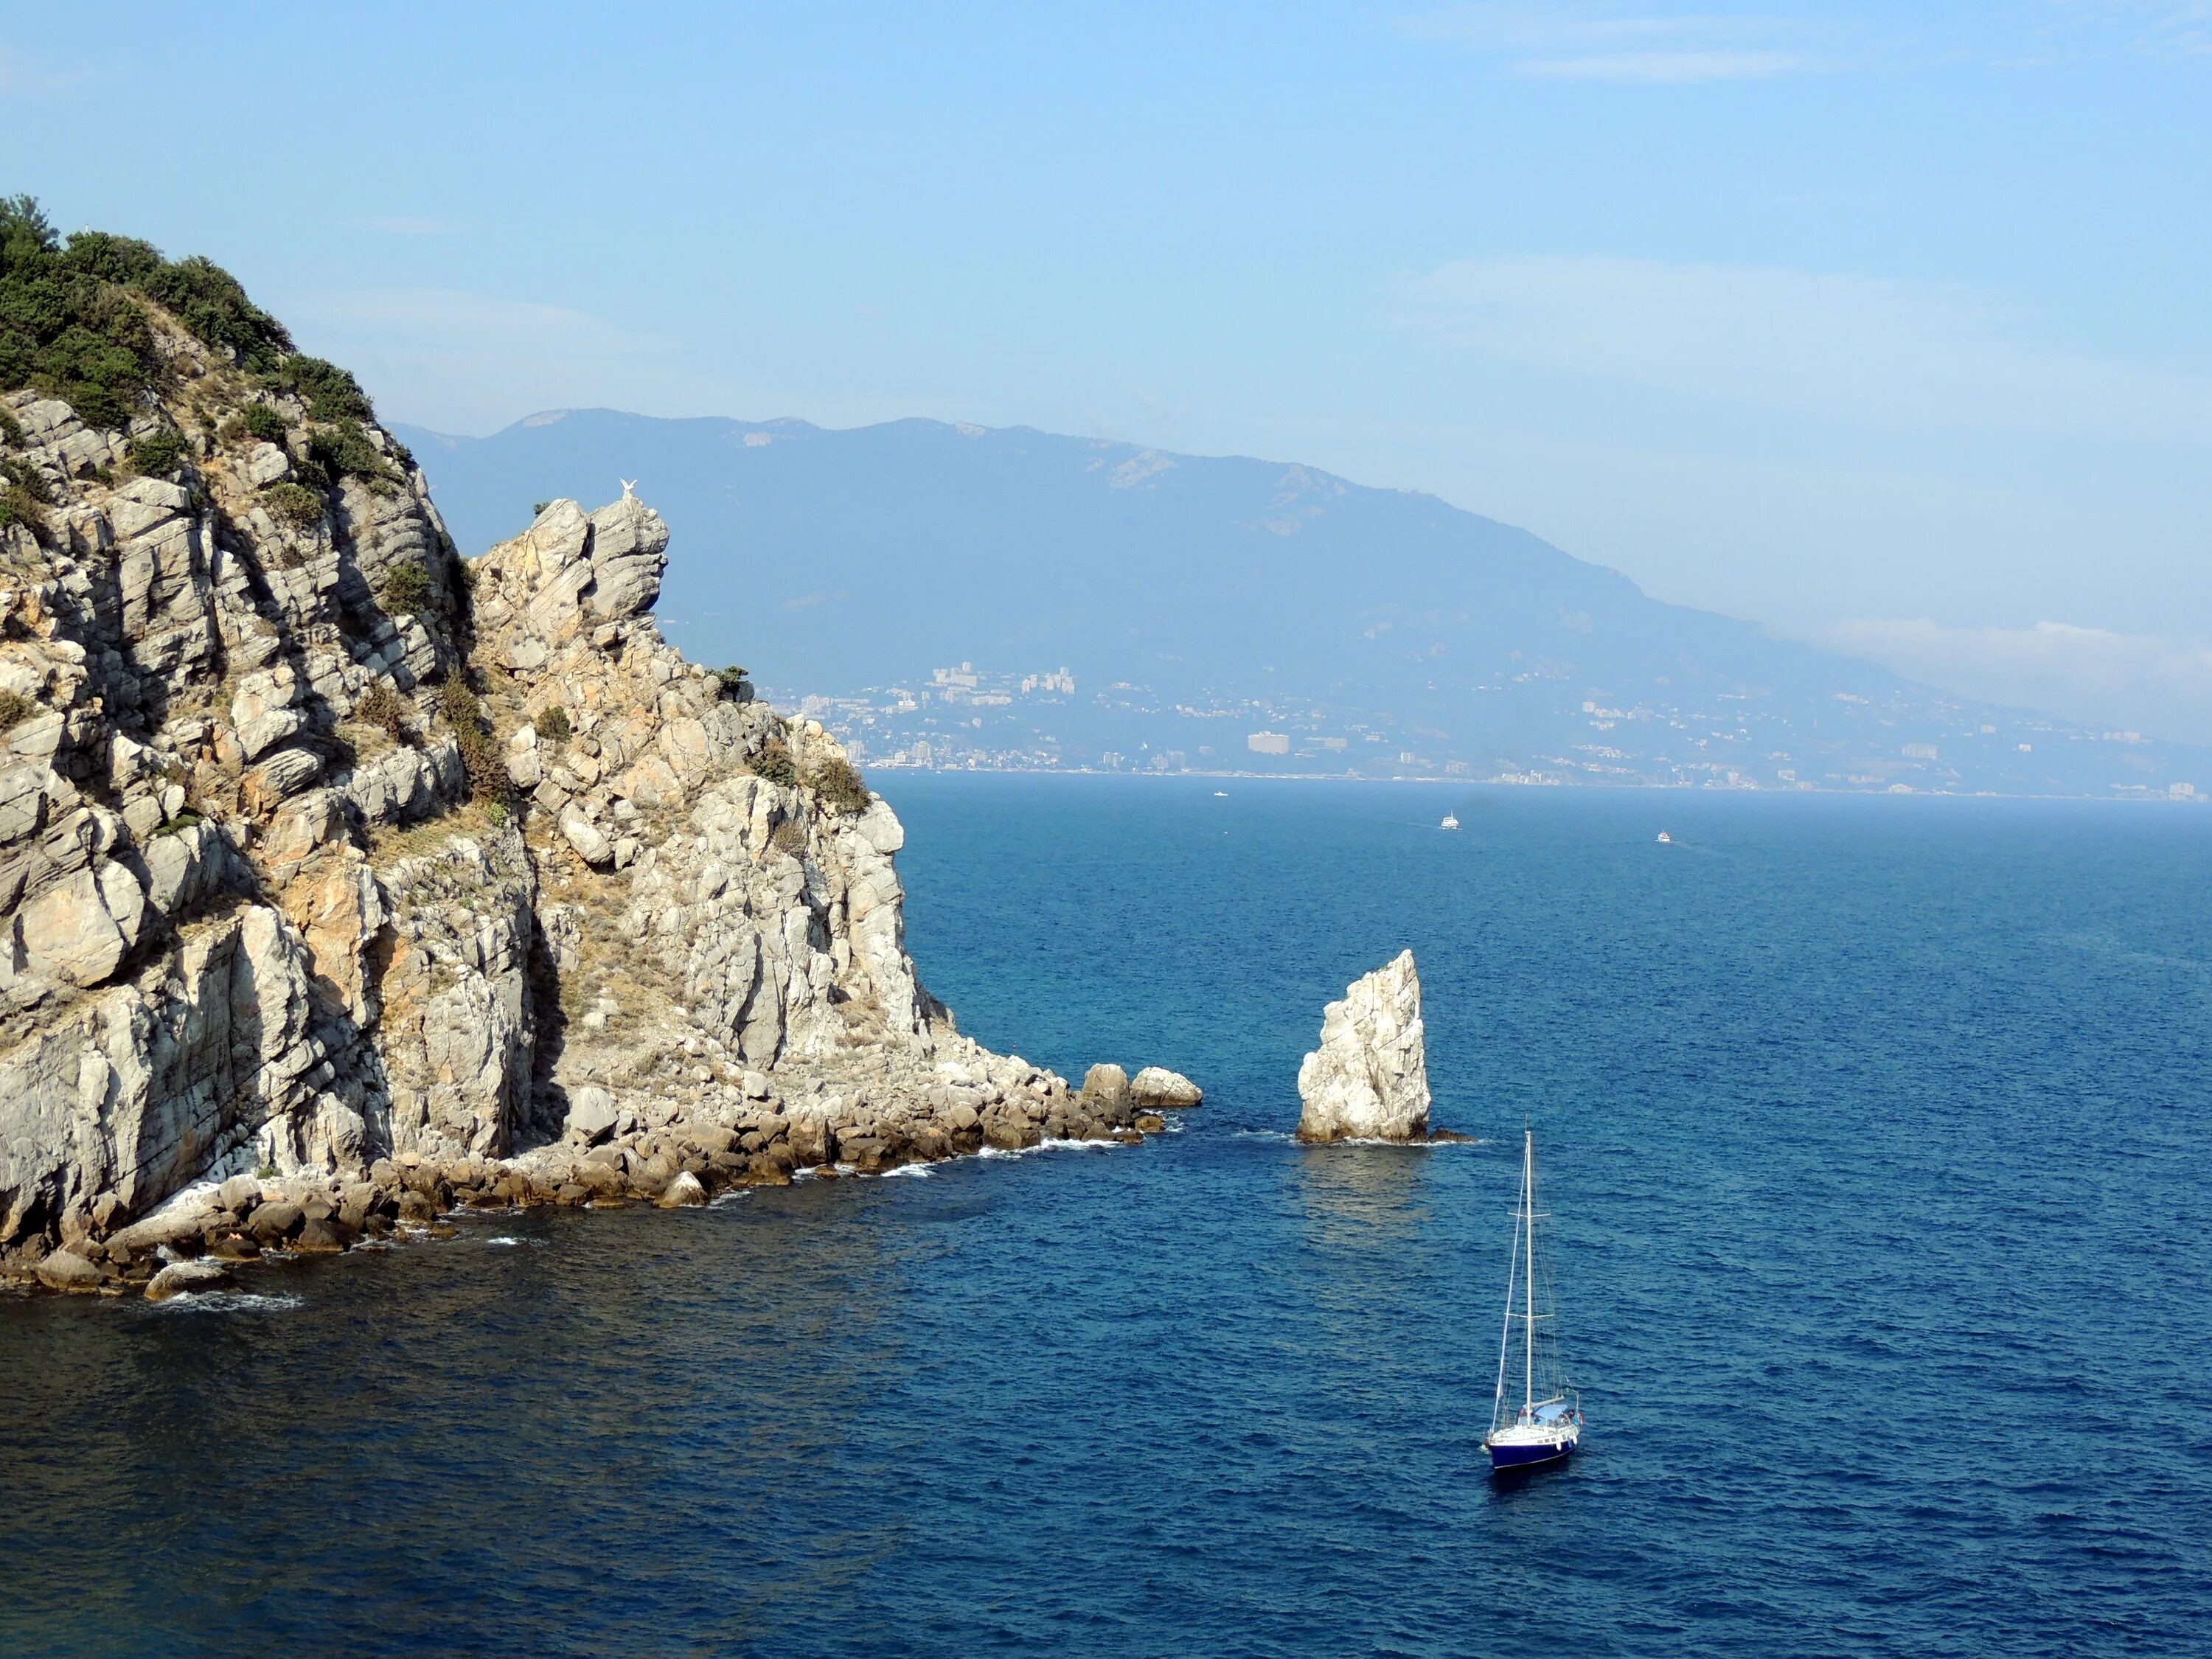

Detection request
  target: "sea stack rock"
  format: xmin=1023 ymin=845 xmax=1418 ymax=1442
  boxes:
xmin=1295 ymin=950 xmax=1431 ymax=1143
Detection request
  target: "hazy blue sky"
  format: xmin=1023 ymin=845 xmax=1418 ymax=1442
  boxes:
xmin=7 ymin=2 xmax=2210 ymax=737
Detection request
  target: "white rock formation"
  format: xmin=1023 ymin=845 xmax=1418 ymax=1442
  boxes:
xmin=1130 ymin=1067 xmax=1203 ymax=1108
xmin=658 ymin=1170 xmax=707 ymax=1208
xmin=0 ymin=296 xmax=1158 ymax=1282
xmin=1295 ymin=950 xmax=1431 ymax=1143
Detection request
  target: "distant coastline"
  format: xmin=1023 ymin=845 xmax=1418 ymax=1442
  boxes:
xmin=860 ymin=763 xmax=2211 ymax=804
xmin=410 ymin=411 xmax=2208 ymax=805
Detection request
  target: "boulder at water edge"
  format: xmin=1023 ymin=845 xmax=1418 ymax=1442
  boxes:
xmin=33 ymin=1249 xmax=105 ymax=1293
xmin=1130 ymin=1068 xmax=1203 ymax=1108
xmin=145 ymin=1259 xmax=234 ymax=1301
xmin=1295 ymin=950 xmax=1431 ymax=1143
xmin=1080 ymin=1064 xmax=1130 ymax=1108
xmin=659 ymin=1171 xmax=708 ymax=1208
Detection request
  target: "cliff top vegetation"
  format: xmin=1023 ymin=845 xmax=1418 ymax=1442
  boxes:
xmin=0 ymin=194 xmax=372 ymax=434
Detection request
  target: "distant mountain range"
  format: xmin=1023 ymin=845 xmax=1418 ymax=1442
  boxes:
xmin=397 ymin=409 xmax=2205 ymax=799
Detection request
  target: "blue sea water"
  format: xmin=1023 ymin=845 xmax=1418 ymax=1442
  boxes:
xmin=3 ymin=777 xmax=2208 ymax=1656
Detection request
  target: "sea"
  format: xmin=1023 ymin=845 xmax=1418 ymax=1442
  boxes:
xmin=3 ymin=776 xmax=2208 ymax=1657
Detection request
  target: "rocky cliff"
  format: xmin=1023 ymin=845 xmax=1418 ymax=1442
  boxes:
xmin=0 ymin=223 xmax=1161 ymax=1293
xmin=1295 ymin=950 xmax=1431 ymax=1142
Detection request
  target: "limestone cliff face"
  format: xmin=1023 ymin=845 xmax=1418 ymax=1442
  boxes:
xmin=0 ymin=307 xmax=1079 ymax=1276
xmin=1295 ymin=950 xmax=1431 ymax=1143
xmin=457 ymin=491 xmax=1042 ymax=1152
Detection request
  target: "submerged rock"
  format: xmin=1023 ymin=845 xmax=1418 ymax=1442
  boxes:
xmin=1295 ymin=950 xmax=1431 ymax=1144
xmin=145 ymin=1259 xmax=234 ymax=1301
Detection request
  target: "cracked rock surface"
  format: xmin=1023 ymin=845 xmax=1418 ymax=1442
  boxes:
xmin=1295 ymin=950 xmax=1430 ymax=1143
xmin=0 ymin=306 xmax=1184 ymax=1295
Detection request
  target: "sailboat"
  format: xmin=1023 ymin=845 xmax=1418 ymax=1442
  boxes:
xmin=1441 ymin=813 xmax=1461 ymax=830
xmin=1483 ymin=1125 xmax=1584 ymax=1472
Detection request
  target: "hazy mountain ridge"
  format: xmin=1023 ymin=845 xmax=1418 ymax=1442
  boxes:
xmin=400 ymin=409 xmax=2205 ymax=799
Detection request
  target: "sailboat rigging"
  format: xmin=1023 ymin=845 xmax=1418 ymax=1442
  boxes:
xmin=1483 ymin=1124 xmax=1583 ymax=1472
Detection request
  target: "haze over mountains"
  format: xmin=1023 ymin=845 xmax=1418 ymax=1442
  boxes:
xmin=400 ymin=410 xmax=2204 ymax=799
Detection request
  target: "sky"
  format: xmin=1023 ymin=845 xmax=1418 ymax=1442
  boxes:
xmin=6 ymin=1 xmax=2211 ymax=739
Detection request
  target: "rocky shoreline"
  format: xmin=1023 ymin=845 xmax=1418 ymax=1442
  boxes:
xmin=11 ymin=1060 xmax=1204 ymax=1300
xmin=0 ymin=231 xmax=1211 ymax=1301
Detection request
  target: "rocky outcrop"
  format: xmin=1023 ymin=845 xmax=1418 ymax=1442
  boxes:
xmin=1080 ymin=1064 xmax=1130 ymax=1110
xmin=1295 ymin=950 xmax=1430 ymax=1143
xmin=0 ymin=285 xmax=1194 ymax=1294
xmin=34 ymin=1247 xmax=102 ymax=1293
xmin=145 ymin=1256 xmax=232 ymax=1301
xmin=1130 ymin=1067 xmax=1203 ymax=1109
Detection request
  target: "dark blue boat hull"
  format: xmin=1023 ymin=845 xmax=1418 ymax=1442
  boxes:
xmin=1487 ymin=1438 xmax=1576 ymax=1472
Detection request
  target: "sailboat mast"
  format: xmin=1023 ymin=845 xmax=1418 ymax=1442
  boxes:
xmin=1523 ymin=1125 xmax=1535 ymax=1414
xmin=1492 ymin=1194 xmax=1519 ymax=1430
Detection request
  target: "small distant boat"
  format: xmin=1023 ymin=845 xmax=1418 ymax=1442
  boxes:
xmin=1441 ymin=813 xmax=1461 ymax=830
xmin=1484 ymin=1125 xmax=1583 ymax=1473
xmin=1655 ymin=831 xmax=1672 ymax=844
xmin=1213 ymin=790 xmax=1228 ymax=798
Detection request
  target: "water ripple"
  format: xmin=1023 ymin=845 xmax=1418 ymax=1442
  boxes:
xmin=3 ymin=780 xmax=2208 ymax=1657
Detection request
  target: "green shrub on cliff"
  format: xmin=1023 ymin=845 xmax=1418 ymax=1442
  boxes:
xmin=439 ymin=678 xmax=509 ymax=805
xmin=242 ymin=403 xmax=288 ymax=444
xmin=354 ymin=678 xmax=411 ymax=742
xmin=262 ymin=481 xmax=323 ymax=530
xmin=0 ymin=195 xmax=325 ymax=434
xmin=55 ymin=229 xmax=164 ymax=289
xmin=126 ymin=430 xmax=187 ymax=478
xmin=308 ymin=418 xmax=392 ymax=483
xmin=748 ymin=737 xmax=799 ymax=787
xmin=0 ymin=207 xmax=150 ymax=430
xmin=142 ymin=255 xmax=291 ymax=370
xmin=1 ymin=453 xmax=53 ymax=531
xmin=810 ymin=755 xmax=870 ymax=815
xmin=534 ymin=705 xmax=571 ymax=745
xmin=264 ymin=354 xmax=373 ymax=422
xmin=380 ymin=559 xmax=434 ymax=615
xmin=0 ymin=689 xmax=32 ymax=730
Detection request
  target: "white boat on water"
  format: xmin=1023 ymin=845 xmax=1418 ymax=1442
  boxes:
xmin=1441 ymin=813 xmax=1461 ymax=830
xmin=1655 ymin=831 xmax=1672 ymax=844
xmin=1213 ymin=791 xmax=1228 ymax=798
xmin=1483 ymin=1125 xmax=1584 ymax=1473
